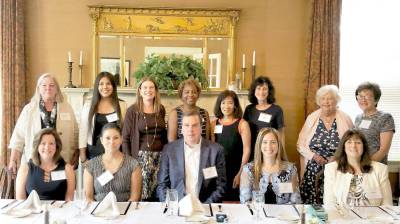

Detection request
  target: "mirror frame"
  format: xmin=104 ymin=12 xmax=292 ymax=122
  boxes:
xmin=88 ymin=6 xmax=240 ymax=88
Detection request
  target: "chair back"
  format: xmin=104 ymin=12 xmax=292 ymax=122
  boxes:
xmin=0 ymin=166 xmax=15 ymax=199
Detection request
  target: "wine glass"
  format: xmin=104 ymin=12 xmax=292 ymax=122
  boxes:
xmin=74 ymin=190 xmax=87 ymax=216
xmin=165 ymin=189 xmax=179 ymax=216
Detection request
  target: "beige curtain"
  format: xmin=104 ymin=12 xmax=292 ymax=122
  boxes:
xmin=0 ymin=0 xmax=26 ymax=167
xmin=304 ymin=0 xmax=341 ymax=117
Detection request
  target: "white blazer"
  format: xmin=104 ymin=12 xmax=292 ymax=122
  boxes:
xmin=9 ymin=100 xmax=78 ymax=163
xmin=79 ymin=99 xmax=127 ymax=148
xmin=324 ymin=161 xmax=392 ymax=206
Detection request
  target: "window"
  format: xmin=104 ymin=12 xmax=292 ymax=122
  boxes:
xmin=339 ymin=0 xmax=400 ymax=161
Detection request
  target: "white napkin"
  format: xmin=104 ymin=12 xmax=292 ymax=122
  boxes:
xmin=178 ymin=194 xmax=205 ymax=217
xmin=19 ymin=190 xmax=42 ymax=213
xmin=93 ymin=191 xmax=120 ymax=218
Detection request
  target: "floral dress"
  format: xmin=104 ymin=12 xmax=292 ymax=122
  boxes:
xmin=300 ymin=119 xmax=340 ymax=204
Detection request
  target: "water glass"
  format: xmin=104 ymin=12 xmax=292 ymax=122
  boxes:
xmin=166 ymin=189 xmax=179 ymax=216
xmin=252 ymin=191 xmax=265 ymax=220
xmin=74 ymin=190 xmax=87 ymax=216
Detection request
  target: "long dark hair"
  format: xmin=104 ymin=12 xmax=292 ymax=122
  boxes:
xmin=214 ymin=90 xmax=243 ymax=119
xmin=88 ymin=72 xmax=122 ymax=129
xmin=335 ymin=129 xmax=372 ymax=173
xmin=248 ymin=76 xmax=276 ymax=104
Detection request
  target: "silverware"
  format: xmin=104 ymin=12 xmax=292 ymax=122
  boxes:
xmin=163 ymin=204 xmax=168 ymax=214
xmin=378 ymin=206 xmax=398 ymax=220
xmin=1 ymin=200 xmax=16 ymax=209
xmin=208 ymin=203 xmax=213 ymax=217
xmin=218 ymin=204 xmax=222 ymax=212
xmin=135 ymin=202 xmax=139 ymax=210
xmin=59 ymin=201 xmax=68 ymax=208
xmin=246 ymin=203 xmax=253 ymax=215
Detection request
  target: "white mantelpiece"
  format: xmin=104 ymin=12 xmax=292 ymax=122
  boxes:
xmin=61 ymin=88 xmax=249 ymax=121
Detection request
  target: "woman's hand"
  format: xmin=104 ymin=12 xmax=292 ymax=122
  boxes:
xmin=312 ymin=154 xmax=328 ymax=165
xmin=232 ymin=173 xmax=241 ymax=189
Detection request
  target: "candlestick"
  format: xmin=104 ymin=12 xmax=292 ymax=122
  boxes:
xmin=251 ymin=65 xmax=256 ymax=83
xmin=252 ymin=50 xmax=256 ymax=66
xmin=64 ymin=61 xmax=77 ymax=88
xmin=242 ymin=54 xmax=246 ymax=68
xmin=241 ymin=67 xmax=247 ymax=90
xmin=78 ymin=64 xmax=83 ymax=87
xmin=79 ymin=50 xmax=83 ymax=65
xmin=68 ymin=51 xmax=72 ymax=62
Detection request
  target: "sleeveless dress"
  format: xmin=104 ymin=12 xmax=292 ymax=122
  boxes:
xmin=26 ymin=159 xmax=67 ymax=200
xmin=214 ymin=119 xmax=243 ymax=201
xmin=176 ymin=106 xmax=208 ymax=139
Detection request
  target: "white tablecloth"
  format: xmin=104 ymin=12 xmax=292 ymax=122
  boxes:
xmin=1 ymin=199 xmax=400 ymax=224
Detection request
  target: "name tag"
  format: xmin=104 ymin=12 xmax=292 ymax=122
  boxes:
xmin=258 ymin=113 xmax=272 ymax=123
xmin=60 ymin=113 xmax=71 ymax=121
xmin=214 ymin=125 xmax=223 ymax=134
xmin=51 ymin=170 xmax=66 ymax=181
xmin=278 ymin=182 xmax=294 ymax=194
xmin=106 ymin=113 xmax=119 ymax=122
xmin=366 ymin=190 xmax=382 ymax=199
xmin=97 ymin=170 xmax=114 ymax=186
xmin=203 ymin=166 xmax=218 ymax=179
xmin=359 ymin=120 xmax=372 ymax=129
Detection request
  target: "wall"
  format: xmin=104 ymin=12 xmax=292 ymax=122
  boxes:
xmin=25 ymin=0 xmax=313 ymax=163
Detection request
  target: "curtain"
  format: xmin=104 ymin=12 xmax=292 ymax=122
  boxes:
xmin=304 ymin=0 xmax=342 ymax=117
xmin=0 ymin=0 xmax=26 ymax=168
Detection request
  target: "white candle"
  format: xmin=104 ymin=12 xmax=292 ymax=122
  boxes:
xmin=79 ymin=50 xmax=83 ymax=65
xmin=252 ymin=50 xmax=256 ymax=66
xmin=242 ymin=54 xmax=246 ymax=68
xmin=68 ymin=51 xmax=72 ymax=62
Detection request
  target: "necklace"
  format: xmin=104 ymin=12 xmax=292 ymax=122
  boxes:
xmin=143 ymin=112 xmax=158 ymax=149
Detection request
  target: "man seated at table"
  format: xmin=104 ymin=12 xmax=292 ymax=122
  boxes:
xmin=157 ymin=110 xmax=226 ymax=203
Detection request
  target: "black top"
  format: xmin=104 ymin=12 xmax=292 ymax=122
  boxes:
xmin=243 ymin=104 xmax=284 ymax=159
xmin=89 ymin=112 xmax=118 ymax=159
xmin=26 ymin=159 xmax=67 ymax=200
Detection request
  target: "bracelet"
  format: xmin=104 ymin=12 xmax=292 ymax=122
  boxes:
xmin=81 ymin=159 xmax=87 ymax=163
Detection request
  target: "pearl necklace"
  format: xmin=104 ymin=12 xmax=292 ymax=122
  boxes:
xmin=143 ymin=113 xmax=158 ymax=149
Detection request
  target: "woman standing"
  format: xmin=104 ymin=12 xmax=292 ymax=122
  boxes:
xmin=240 ymin=128 xmax=301 ymax=204
xmin=122 ymin=77 xmax=167 ymax=200
xmin=16 ymin=128 xmax=75 ymax=201
xmin=85 ymin=123 xmax=142 ymax=202
xmin=244 ymin=76 xmax=285 ymax=159
xmin=9 ymin=73 xmax=78 ymax=175
xmin=297 ymin=85 xmax=353 ymax=204
xmin=354 ymin=82 xmax=395 ymax=164
xmin=324 ymin=129 xmax=392 ymax=206
xmin=211 ymin=90 xmax=251 ymax=201
xmin=79 ymin=72 xmax=126 ymax=162
xmin=167 ymin=78 xmax=210 ymax=142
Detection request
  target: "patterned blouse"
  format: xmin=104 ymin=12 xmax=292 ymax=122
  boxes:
xmin=240 ymin=161 xmax=302 ymax=204
xmin=347 ymin=174 xmax=369 ymax=207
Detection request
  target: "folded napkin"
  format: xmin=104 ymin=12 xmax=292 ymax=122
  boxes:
xmin=178 ymin=194 xmax=205 ymax=217
xmin=19 ymin=190 xmax=42 ymax=213
xmin=93 ymin=192 xmax=120 ymax=218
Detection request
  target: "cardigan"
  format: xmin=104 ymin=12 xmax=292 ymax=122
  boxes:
xmin=323 ymin=161 xmax=392 ymax=206
xmin=296 ymin=109 xmax=353 ymax=177
xmin=79 ymin=99 xmax=127 ymax=148
xmin=9 ymin=99 xmax=78 ymax=163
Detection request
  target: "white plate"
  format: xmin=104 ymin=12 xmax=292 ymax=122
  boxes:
xmin=6 ymin=209 xmax=32 ymax=218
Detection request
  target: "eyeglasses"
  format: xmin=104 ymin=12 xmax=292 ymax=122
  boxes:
xmin=356 ymin=95 xmax=373 ymax=101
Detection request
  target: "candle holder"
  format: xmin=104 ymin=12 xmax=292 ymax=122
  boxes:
xmin=251 ymin=65 xmax=256 ymax=83
xmin=65 ymin=62 xmax=76 ymax=88
xmin=241 ymin=67 xmax=246 ymax=89
xmin=78 ymin=64 xmax=83 ymax=87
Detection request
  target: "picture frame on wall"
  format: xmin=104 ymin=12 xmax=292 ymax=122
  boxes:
xmin=100 ymin=57 xmax=131 ymax=86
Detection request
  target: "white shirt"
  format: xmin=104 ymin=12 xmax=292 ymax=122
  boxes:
xmin=184 ymin=139 xmax=201 ymax=197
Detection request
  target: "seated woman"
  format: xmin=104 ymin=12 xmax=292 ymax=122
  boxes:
xmin=16 ymin=128 xmax=75 ymax=201
xmin=240 ymin=128 xmax=301 ymax=204
xmin=324 ymin=129 xmax=392 ymax=206
xmin=84 ymin=123 xmax=142 ymax=202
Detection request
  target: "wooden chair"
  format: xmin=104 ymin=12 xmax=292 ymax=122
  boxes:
xmin=0 ymin=166 xmax=15 ymax=199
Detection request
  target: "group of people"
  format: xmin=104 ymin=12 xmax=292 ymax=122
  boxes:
xmin=7 ymin=72 xmax=395 ymax=208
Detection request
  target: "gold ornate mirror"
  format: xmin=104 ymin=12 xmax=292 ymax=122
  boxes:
xmin=89 ymin=6 xmax=240 ymax=89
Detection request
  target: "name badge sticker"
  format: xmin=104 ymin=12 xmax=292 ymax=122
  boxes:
xmin=278 ymin=182 xmax=294 ymax=194
xmin=97 ymin=170 xmax=114 ymax=186
xmin=258 ymin=113 xmax=272 ymax=123
xmin=203 ymin=166 xmax=218 ymax=179
xmin=51 ymin=170 xmax=66 ymax=181
xmin=359 ymin=120 xmax=372 ymax=129
xmin=60 ymin=113 xmax=71 ymax=121
xmin=214 ymin=125 xmax=223 ymax=134
xmin=106 ymin=113 xmax=119 ymax=122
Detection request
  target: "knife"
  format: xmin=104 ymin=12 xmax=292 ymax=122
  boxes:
xmin=0 ymin=199 xmax=16 ymax=209
xmin=163 ymin=204 xmax=168 ymax=214
xmin=246 ymin=204 xmax=254 ymax=215
xmin=208 ymin=203 xmax=213 ymax=217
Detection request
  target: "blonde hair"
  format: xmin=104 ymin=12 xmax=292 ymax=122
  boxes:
xmin=253 ymin=128 xmax=288 ymax=190
xmin=135 ymin=77 xmax=162 ymax=113
xmin=32 ymin=73 xmax=64 ymax=103
xmin=315 ymin=84 xmax=340 ymax=106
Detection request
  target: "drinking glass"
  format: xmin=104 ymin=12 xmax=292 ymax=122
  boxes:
xmin=165 ymin=189 xmax=179 ymax=216
xmin=74 ymin=190 xmax=87 ymax=216
xmin=252 ymin=191 xmax=265 ymax=221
